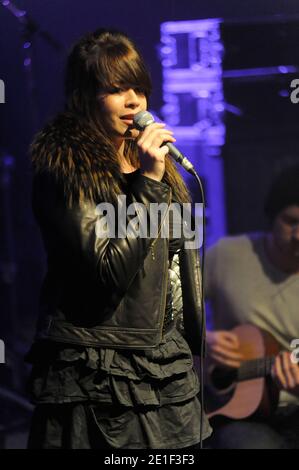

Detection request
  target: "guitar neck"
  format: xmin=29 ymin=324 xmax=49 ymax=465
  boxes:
xmin=238 ymin=356 xmax=276 ymax=382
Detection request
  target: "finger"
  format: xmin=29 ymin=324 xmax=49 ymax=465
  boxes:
xmin=213 ymin=344 xmax=244 ymax=360
xmin=218 ymin=337 xmax=242 ymax=353
xmin=282 ymin=352 xmax=296 ymax=389
xmin=158 ymin=145 xmax=170 ymax=158
xmin=146 ymin=131 xmax=175 ymax=148
xmin=219 ymin=340 xmax=241 ymax=353
xmin=289 ymin=364 xmax=299 ymax=390
xmin=138 ymin=135 xmax=176 ymax=157
xmin=222 ymin=333 xmax=240 ymax=349
xmin=211 ymin=346 xmax=244 ymax=362
xmin=153 ymin=135 xmax=176 ymax=149
xmin=273 ymin=355 xmax=287 ymax=389
xmin=137 ymin=123 xmax=167 ymax=144
xmin=139 ymin=126 xmax=173 ymax=143
xmin=293 ymin=368 xmax=299 ymax=388
xmin=206 ymin=331 xmax=241 ymax=353
xmin=292 ymin=359 xmax=299 ymax=385
xmin=137 ymin=130 xmax=174 ymax=151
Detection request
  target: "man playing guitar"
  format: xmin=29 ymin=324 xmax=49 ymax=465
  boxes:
xmin=205 ymin=165 xmax=299 ymax=449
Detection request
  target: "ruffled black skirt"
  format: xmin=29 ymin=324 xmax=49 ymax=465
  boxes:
xmin=26 ymin=327 xmax=212 ymax=449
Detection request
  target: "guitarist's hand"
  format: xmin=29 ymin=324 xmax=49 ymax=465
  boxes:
xmin=271 ymin=351 xmax=299 ymax=397
xmin=206 ymin=330 xmax=244 ymax=368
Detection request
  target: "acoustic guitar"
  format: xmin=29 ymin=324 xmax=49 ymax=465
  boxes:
xmin=203 ymin=324 xmax=282 ymax=420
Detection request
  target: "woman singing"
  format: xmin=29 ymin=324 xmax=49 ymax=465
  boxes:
xmin=26 ymin=29 xmax=211 ymax=449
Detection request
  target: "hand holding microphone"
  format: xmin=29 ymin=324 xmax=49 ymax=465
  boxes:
xmin=135 ymin=118 xmax=175 ymax=182
xmin=134 ymin=111 xmax=195 ymax=181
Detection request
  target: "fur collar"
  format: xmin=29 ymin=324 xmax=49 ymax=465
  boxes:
xmin=31 ymin=112 xmax=125 ymax=206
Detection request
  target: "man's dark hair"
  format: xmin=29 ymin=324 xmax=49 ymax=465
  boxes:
xmin=264 ymin=165 xmax=299 ymax=223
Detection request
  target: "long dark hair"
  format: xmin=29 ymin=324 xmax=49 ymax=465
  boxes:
xmin=64 ymin=28 xmax=191 ymax=203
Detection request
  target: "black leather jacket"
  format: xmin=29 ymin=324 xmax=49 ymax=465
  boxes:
xmin=31 ymin=113 xmax=204 ymax=354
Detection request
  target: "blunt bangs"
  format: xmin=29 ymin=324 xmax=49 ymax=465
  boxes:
xmin=95 ymin=48 xmax=152 ymax=98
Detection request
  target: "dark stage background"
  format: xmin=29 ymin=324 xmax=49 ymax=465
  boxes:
xmin=0 ymin=0 xmax=299 ymax=448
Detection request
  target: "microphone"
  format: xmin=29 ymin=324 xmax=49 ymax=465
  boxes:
xmin=133 ymin=111 xmax=195 ymax=175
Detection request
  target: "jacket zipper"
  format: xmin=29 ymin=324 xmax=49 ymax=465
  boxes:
xmin=159 ymin=242 xmax=170 ymax=340
xmin=149 ymin=189 xmax=172 ymax=260
xmin=147 ymin=189 xmax=172 ymax=340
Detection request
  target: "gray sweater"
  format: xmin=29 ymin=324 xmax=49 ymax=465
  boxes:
xmin=205 ymin=233 xmax=299 ymax=406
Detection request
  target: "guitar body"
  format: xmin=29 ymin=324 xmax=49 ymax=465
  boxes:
xmin=204 ymin=324 xmax=281 ymax=420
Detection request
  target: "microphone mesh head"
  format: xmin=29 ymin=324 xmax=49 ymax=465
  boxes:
xmin=133 ymin=111 xmax=155 ymax=130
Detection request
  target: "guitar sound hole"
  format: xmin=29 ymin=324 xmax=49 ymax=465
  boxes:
xmin=211 ymin=367 xmax=238 ymax=390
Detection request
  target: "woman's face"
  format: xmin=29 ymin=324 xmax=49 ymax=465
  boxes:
xmin=98 ymin=86 xmax=147 ymax=144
